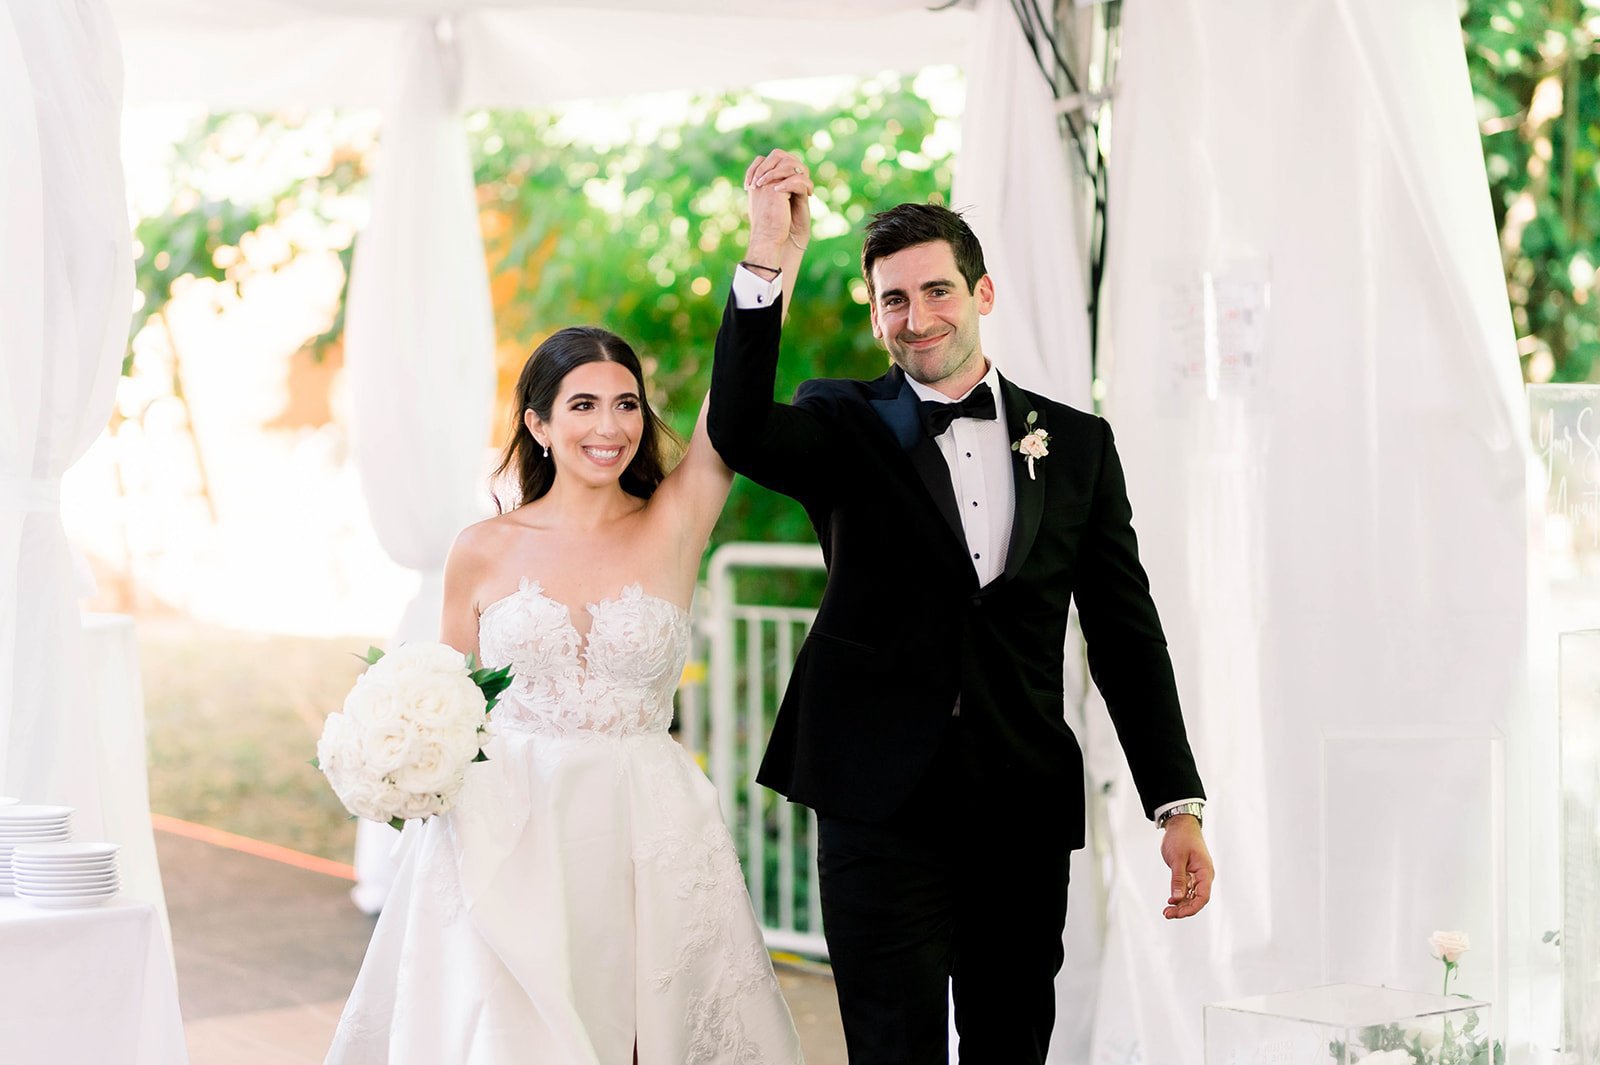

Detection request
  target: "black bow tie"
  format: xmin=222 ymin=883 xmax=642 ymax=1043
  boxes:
xmin=919 ymin=382 xmax=997 ymax=437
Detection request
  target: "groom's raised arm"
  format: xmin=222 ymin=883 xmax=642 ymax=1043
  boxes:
xmin=707 ymin=152 xmax=838 ymax=507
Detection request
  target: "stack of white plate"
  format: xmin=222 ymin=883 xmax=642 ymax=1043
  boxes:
xmin=10 ymin=842 xmax=119 ymax=908
xmin=0 ymin=804 xmax=72 ymax=897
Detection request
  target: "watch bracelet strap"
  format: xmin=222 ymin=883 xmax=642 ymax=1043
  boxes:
xmin=1157 ymin=801 xmax=1204 ymax=829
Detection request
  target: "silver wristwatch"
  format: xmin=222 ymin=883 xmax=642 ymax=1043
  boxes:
xmin=1157 ymin=802 xmax=1205 ymax=829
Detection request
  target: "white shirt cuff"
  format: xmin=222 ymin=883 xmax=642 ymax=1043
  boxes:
xmin=1153 ymin=798 xmax=1205 ymax=824
xmin=732 ymin=265 xmax=783 ymax=310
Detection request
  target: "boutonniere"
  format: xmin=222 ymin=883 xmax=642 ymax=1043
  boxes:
xmin=1011 ymin=411 xmax=1050 ymax=480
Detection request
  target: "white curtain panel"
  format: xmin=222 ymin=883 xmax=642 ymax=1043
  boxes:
xmin=950 ymin=3 xmax=1100 ymax=1061
xmin=0 ymin=0 xmax=133 ymax=837
xmin=344 ymin=18 xmax=498 ymax=910
xmin=1091 ymin=0 xmax=1527 ymax=1062
xmin=951 ymin=0 xmax=1093 ymax=410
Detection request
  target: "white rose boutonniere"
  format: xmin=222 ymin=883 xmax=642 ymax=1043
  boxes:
xmin=1012 ymin=410 xmax=1050 ymax=480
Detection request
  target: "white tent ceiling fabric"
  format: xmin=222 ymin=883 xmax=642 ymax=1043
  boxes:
xmin=107 ymin=0 xmax=975 ymax=108
xmin=1093 ymin=0 xmax=1529 ymax=1061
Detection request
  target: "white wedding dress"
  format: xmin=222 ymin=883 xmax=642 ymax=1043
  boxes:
xmin=326 ymin=579 xmax=803 ymax=1065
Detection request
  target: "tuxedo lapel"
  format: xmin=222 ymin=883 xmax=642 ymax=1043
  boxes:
xmin=999 ymin=374 xmax=1046 ymax=583
xmin=868 ymin=370 xmax=967 ymax=551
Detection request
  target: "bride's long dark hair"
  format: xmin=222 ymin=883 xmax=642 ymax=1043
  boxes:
xmin=491 ymin=327 xmax=681 ymax=512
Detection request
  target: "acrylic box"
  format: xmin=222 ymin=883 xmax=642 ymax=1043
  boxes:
xmin=1205 ymin=983 xmax=1491 ymax=1065
xmin=1560 ymin=629 xmax=1600 ymax=1062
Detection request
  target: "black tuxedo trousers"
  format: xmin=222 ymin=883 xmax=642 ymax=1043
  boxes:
xmin=708 ymin=294 xmax=1204 ymax=1063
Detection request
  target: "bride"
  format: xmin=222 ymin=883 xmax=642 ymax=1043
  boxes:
xmin=326 ymin=159 xmax=814 ymax=1064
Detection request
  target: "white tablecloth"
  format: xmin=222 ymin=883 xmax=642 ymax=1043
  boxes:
xmin=0 ymin=897 xmax=186 ymax=1065
xmin=81 ymin=612 xmax=171 ymax=952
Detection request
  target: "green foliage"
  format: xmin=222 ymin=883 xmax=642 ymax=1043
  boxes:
xmin=130 ymin=197 xmax=268 ymax=358
xmin=470 ymin=662 xmax=515 ymax=713
xmin=1326 ymin=1017 xmax=1498 ymax=1065
xmin=1462 ymin=0 xmax=1600 ymax=381
xmin=128 ymin=112 xmax=369 ymax=375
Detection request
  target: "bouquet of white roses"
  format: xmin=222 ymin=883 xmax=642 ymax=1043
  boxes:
xmin=315 ymin=643 xmax=513 ymax=830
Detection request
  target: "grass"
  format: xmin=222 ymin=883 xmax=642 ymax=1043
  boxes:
xmin=139 ymin=619 xmax=374 ymax=862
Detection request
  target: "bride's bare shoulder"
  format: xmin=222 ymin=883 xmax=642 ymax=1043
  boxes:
xmin=451 ymin=509 xmax=537 ymax=563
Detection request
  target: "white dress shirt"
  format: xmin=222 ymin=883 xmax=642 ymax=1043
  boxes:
xmin=732 ymin=267 xmax=1202 ymax=826
xmin=904 ymin=363 xmax=1013 ymax=586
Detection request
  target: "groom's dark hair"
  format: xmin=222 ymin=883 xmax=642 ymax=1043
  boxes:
xmin=861 ymin=202 xmax=987 ymax=298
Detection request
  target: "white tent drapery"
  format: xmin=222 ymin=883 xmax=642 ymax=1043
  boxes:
xmin=342 ymin=17 xmax=500 ymax=913
xmin=1094 ymin=0 xmax=1529 ymax=1061
xmin=0 ymin=0 xmax=133 ymax=850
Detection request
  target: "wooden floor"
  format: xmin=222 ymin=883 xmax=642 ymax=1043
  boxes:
xmin=157 ymin=829 xmax=846 ymax=1064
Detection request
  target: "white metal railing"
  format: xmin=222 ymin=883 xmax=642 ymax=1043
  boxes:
xmin=678 ymin=541 xmax=828 ymax=958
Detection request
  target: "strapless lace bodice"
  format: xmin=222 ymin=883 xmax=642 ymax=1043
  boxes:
xmin=477 ymin=578 xmax=691 ymax=739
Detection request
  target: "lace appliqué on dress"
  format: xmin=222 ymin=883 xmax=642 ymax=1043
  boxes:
xmin=477 ymin=579 xmax=690 ymax=740
xmin=332 ymin=1005 xmax=384 ymax=1045
xmin=636 ymin=821 xmax=788 ymax=1065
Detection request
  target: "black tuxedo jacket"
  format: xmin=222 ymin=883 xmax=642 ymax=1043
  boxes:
xmin=708 ymin=295 xmax=1204 ymax=845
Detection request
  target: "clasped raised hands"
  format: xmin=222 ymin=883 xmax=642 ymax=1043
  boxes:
xmin=742 ymin=150 xmax=814 ymax=270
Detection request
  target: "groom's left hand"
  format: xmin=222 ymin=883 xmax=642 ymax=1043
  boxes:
xmin=1160 ymin=817 xmax=1213 ymax=919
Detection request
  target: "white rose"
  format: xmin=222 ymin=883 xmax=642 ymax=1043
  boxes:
xmin=357 ymin=714 xmax=420 ymax=776
xmin=370 ymin=642 xmax=469 ymax=680
xmin=341 ymin=675 xmax=408 ymax=730
xmin=1429 ymin=930 xmax=1470 ymax=963
xmin=397 ymin=787 xmax=446 ymax=820
xmin=1358 ymin=1052 xmax=1413 ymax=1065
xmin=1018 ymin=431 xmax=1049 ymax=459
xmin=442 ymin=724 xmax=485 ymax=768
xmin=393 ymin=739 xmax=458 ymax=796
xmin=406 ymin=674 xmax=485 ymax=732
xmin=333 ymin=772 xmax=398 ymax=823
xmin=366 ymin=645 xmax=484 ymax=732
xmin=316 ymin=712 xmax=357 ymax=773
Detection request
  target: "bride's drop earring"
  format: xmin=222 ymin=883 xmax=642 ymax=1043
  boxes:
xmin=542 ymin=444 xmax=550 ymax=458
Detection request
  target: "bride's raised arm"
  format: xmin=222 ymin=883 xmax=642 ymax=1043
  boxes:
xmin=652 ymin=158 xmax=812 ymax=560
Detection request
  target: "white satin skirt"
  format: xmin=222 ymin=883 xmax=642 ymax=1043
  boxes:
xmin=325 ymin=728 xmax=803 ymax=1065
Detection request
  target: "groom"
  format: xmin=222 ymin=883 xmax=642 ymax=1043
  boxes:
xmin=709 ymin=150 xmax=1213 ymax=1064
